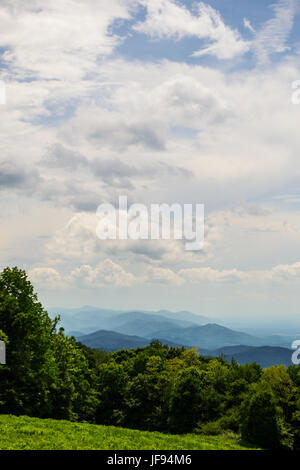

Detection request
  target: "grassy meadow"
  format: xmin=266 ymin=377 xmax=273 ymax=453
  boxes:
xmin=0 ymin=415 xmax=260 ymax=450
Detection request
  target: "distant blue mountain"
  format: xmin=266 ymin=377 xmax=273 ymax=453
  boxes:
xmin=201 ymin=345 xmax=293 ymax=368
xmin=148 ymin=323 xmax=265 ymax=349
xmin=76 ymin=330 xmax=293 ymax=367
xmin=77 ymin=330 xmax=185 ymax=351
xmin=51 ymin=307 xmax=296 ymax=357
xmin=49 ymin=307 xmax=213 ymax=335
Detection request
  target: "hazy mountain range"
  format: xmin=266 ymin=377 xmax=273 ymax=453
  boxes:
xmin=49 ymin=307 xmax=215 ymax=335
xmin=77 ymin=330 xmax=185 ymax=351
xmin=48 ymin=307 xmax=298 ymax=367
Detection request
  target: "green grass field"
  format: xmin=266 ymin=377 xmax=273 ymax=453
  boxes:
xmin=0 ymin=415 xmax=260 ymax=450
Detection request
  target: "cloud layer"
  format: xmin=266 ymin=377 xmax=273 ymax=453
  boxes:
xmin=1 ymin=0 xmax=300 ymax=319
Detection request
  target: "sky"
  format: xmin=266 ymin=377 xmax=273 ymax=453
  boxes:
xmin=1 ymin=0 xmax=300 ymax=325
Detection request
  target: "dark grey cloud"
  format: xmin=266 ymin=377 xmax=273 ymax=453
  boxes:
xmin=91 ymin=158 xmax=138 ymax=189
xmin=35 ymin=143 xmax=194 ymax=211
xmin=89 ymin=121 xmax=166 ymax=151
xmin=42 ymin=143 xmax=88 ymax=169
xmin=91 ymin=158 xmax=193 ymax=186
xmin=0 ymin=160 xmax=40 ymax=191
xmin=0 ymin=162 xmax=25 ymax=188
xmin=128 ymin=242 xmax=169 ymax=261
xmin=41 ymin=143 xmax=192 ymax=187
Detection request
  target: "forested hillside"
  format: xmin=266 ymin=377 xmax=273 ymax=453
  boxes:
xmin=0 ymin=267 xmax=300 ymax=450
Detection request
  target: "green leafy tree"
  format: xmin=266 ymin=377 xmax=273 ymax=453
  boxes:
xmin=261 ymin=365 xmax=296 ymax=423
xmin=96 ymin=362 xmax=128 ymax=425
xmin=169 ymin=366 xmax=208 ymax=433
xmin=240 ymin=386 xmax=291 ymax=449
xmin=51 ymin=329 xmax=99 ymax=421
xmin=0 ymin=267 xmax=56 ymax=416
xmin=123 ymin=355 xmax=174 ymax=431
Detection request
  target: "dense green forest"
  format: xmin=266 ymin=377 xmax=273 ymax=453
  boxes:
xmin=1 ymin=267 xmax=300 ymax=450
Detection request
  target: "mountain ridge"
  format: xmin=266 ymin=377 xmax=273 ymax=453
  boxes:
xmin=76 ymin=329 xmax=293 ymax=367
xmin=77 ymin=329 xmax=186 ymax=351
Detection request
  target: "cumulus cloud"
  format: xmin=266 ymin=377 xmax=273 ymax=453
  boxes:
xmin=179 ymin=266 xmax=246 ymax=283
xmin=271 ymin=261 xmax=300 ymax=279
xmin=28 ymin=260 xmax=138 ymax=289
xmin=44 ymin=210 xmax=212 ymax=267
xmin=28 ymin=267 xmax=65 ymax=290
xmin=179 ymin=261 xmax=300 ymax=284
xmin=141 ymin=74 xmax=230 ymax=127
xmin=27 ymin=259 xmax=300 ymax=292
xmin=59 ymin=72 xmax=231 ymax=154
xmin=0 ymin=0 xmax=134 ymax=80
xmin=147 ymin=266 xmax=185 ymax=285
xmin=69 ymin=259 xmax=138 ymax=287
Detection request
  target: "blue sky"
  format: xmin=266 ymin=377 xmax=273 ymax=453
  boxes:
xmin=1 ymin=0 xmax=300 ymax=326
xmin=112 ymin=0 xmax=299 ymax=67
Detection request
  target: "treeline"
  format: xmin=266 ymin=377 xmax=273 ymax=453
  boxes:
xmin=0 ymin=268 xmax=300 ymax=450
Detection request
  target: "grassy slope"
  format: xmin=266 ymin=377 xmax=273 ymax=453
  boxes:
xmin=0 ymin=415 xmax=259 ymax=450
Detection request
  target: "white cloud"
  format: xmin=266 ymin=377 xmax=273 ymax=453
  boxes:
xmin=243 ymin=18 xmax=255 ymax=34
xmin=69 ymin=259 xmax=137 ymax=287
xmin=134 ymin=0 xmax=249 ymax=59
xmin=28 ymin=267 xmax=65 ymax=290
xmin=59 ymin=73 xmax=230 ymax=153
xmin=147 ymin=266 xmax=185 ymax=285
xmin=27 ymin=258 xmax=300 ymax=292
xmin=253 ymin=0 xmax=297 ymax=64
xmin=179 ymin=261 xmax=300 ymax=284
xmin=44 ymin=210 xmax=215 ymax=269
xmin=28 ymin=259 xmax=138 ymax=289
xmin=0 ymin=0 xmax=134 ymax=80
xmin=179 ymin=266 xmax=246 ymax=282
